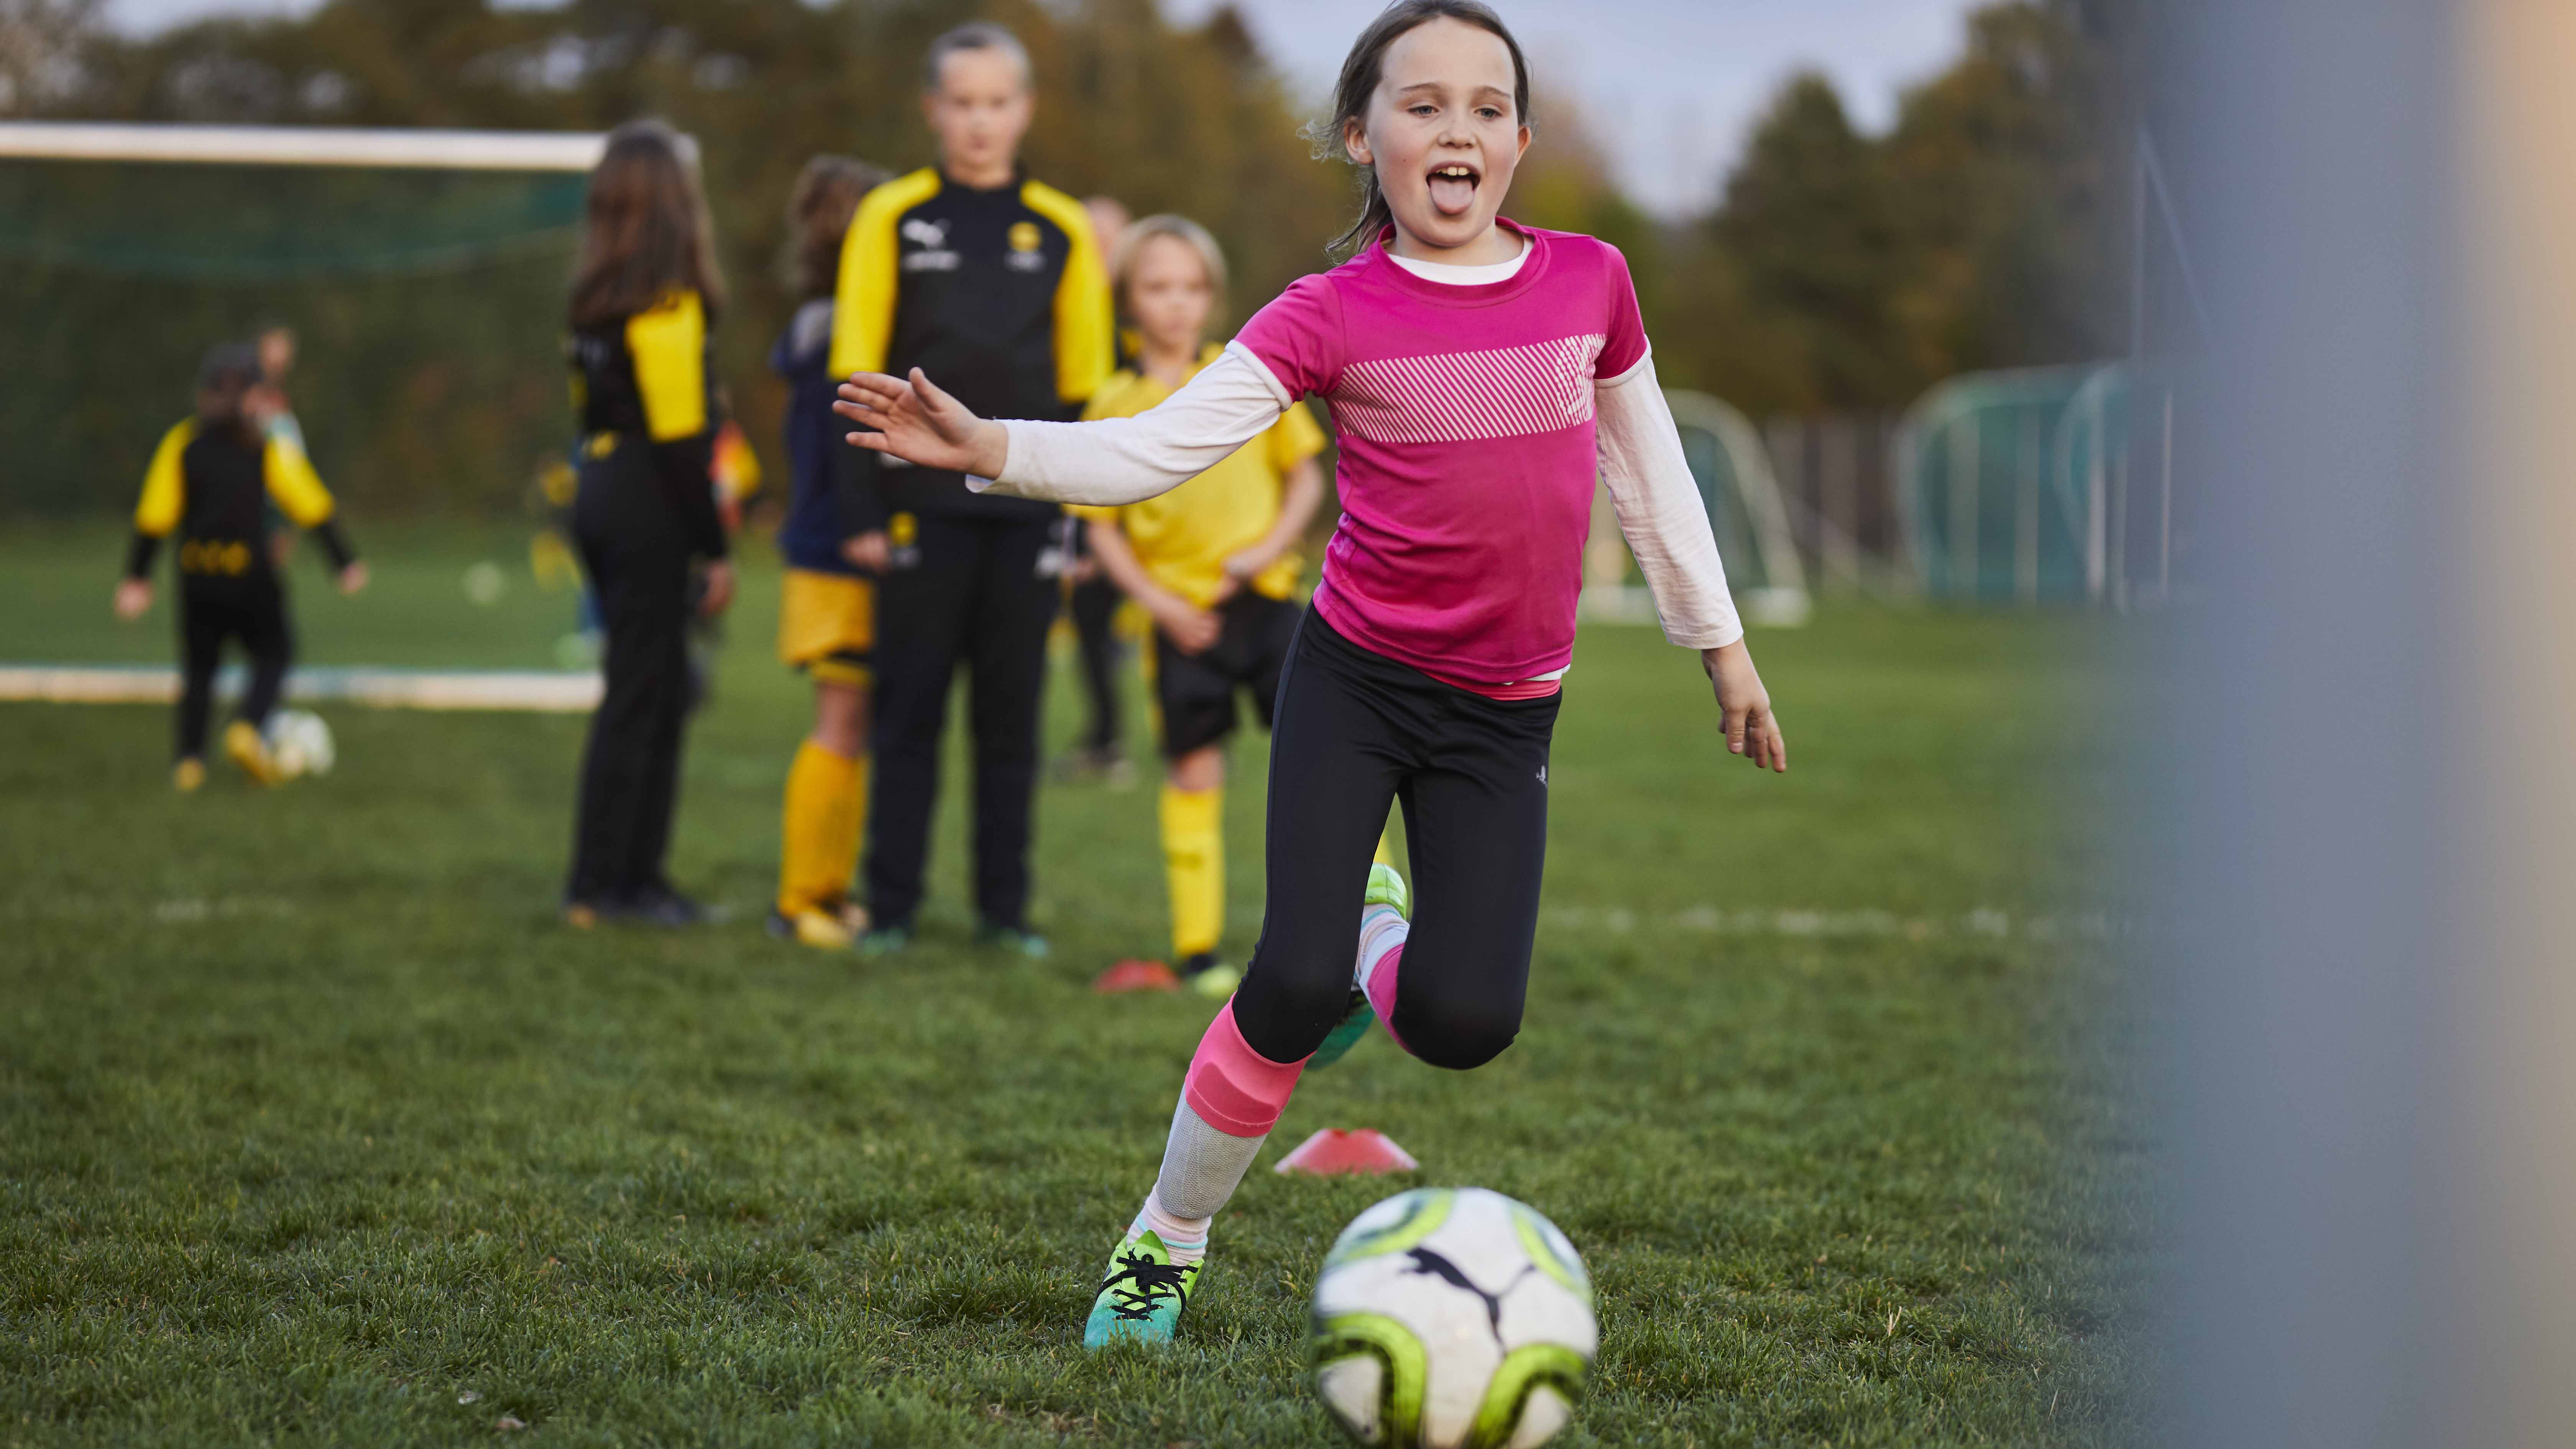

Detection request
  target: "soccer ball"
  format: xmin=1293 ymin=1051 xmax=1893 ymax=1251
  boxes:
xmin=1310 ymin=1188 xmax=1595 ymax=1448
xmin=266 ymin=709 xmax=335 ymax=778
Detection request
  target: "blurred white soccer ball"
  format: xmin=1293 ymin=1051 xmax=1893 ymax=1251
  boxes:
xmin=463 ymin=560 xmax=509 ymax=606
xmin=266 ymin=709 xmax=335 ymax=778
xmin=1311 ymin=1188 xmax=1595 ymax=1449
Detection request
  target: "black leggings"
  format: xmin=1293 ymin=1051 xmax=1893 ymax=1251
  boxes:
xmin=176 ymin=576 xmax=291 ymax=761
xmin=1232 ymin=611 xmax=1559 ymax=1071
xmin=567 ymin=452 xmax=696 ymax=904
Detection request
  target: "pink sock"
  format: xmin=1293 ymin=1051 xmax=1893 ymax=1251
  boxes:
xmin=1181 ymin=1000 xmax=1306 ymax=1137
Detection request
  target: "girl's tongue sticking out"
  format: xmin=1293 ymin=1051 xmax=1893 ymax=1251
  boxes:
xmin=1428 ymin=164 xmax=1479 ymax=217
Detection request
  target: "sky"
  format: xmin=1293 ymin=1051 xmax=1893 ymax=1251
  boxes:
xmin=105 ymin=0 xmax=1984 ymax=218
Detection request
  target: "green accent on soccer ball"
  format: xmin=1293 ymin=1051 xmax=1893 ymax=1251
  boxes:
xmin=1508 ymin=1203 xmax=1592 ymax=1303
xmin=1466 ymin=1343 xmax=1588 ymax=1448
xmin=1324 ymin=1188 xmax=1455 ymax=1272
xmin=1313 ymin=1311 xmax=1429 ymax=1447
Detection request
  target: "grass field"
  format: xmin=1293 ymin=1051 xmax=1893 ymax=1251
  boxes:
xmin=0 ymin=522 xmax=2149 ymax=1447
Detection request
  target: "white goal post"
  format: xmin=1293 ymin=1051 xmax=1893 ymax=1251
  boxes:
xmin=0 ymin=121 xmax=653 ymax=171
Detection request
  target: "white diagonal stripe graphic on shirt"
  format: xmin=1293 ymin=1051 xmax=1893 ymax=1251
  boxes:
xmin=1330 ymin=334 xmax=1607 ymax=445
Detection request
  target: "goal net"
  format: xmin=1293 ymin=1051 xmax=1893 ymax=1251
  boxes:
xmin=0 ymin=123 xmax=604 ymax=521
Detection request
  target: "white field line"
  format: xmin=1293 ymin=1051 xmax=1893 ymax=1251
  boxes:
xmin=0 ymin=892 xmax=2136 ymax=943
xmin=0 ymin=663 xmax=600 ymax=713
xmin=1542 ymin=905 xmax=2137 ymax=941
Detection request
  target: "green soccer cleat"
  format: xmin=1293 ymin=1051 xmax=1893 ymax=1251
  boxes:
xmin=1083 ymin=1228 xmax=1201 ymax=1350
xmin=1364 ymin=860 xmax=1410 ymax=920
xmin=976 ymin=922 xmax=1051 ymax=959
xmin=1178 ymin=952 xmax=1243 ymax=999
xmin=1309 ymin=863 xmax=1411 ymax=1070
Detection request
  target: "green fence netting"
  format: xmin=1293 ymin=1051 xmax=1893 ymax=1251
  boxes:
xmin=1893 ymin=363 xmax=2167 ymax=606
xmin=1666 ymin=390 xmax=1810 ymax=625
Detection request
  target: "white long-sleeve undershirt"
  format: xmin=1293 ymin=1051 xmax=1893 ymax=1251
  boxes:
xmin=982 ymin=342 xmax=1742 ymax=651
xmin=981 ymin=343 xmax=1288 ymax=508
xmin=1593 ymin=352 xmax=1744 ymax=650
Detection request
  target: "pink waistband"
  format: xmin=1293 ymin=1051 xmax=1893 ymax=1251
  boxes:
xmin=1414 ymin=668 xmax=1564 ymax=702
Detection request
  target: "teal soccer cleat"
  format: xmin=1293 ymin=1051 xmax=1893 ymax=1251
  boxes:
xmin=1308 ymin=863 xmax=1410 ymax=1070
xmin=1083 ymin=1229 xmax=1202 ymax=1349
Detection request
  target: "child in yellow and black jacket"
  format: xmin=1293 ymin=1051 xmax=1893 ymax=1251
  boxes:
xmin=115 ymin=343 xmax=367 ymax=790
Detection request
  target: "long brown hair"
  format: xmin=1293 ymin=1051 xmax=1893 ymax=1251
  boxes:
xmin=1309 ymin=0 xmax=1532 ymax=260
xmin=780 ymin=155 xmax=889 ymax=300
xmin=568 ymin=120 xmax=726 ymax=328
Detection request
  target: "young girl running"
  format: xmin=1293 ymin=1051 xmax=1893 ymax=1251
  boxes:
xmin=835 ymin=0 xmax=1786 ymax=1348
xmin=1071 ymin=214 xmax=1329 ymax=998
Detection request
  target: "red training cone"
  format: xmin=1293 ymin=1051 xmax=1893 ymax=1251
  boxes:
xmin=1274 ymin=1128 xmax=1419 ymax=1176
xmin=1092 ymin=959 xmax=1180 ymax=994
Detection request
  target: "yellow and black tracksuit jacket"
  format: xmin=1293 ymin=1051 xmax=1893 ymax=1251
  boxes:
xmin=565 ymin=288 xmax=729 ymax=561
xmin=124 ymin=418 xmax=355 ymax=583
xmin=829 ymin=167 xmax=1114 ymax=526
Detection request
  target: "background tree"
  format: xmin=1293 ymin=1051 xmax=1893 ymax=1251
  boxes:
xmin=1658 ymin=0 xmax=2118 ymax=416
xmin=0 ymin=0 xmax=102 ymax=115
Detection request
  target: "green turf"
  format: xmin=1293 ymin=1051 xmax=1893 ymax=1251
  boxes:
xmin=0 ymin=524 xmax=2148 ymax=1446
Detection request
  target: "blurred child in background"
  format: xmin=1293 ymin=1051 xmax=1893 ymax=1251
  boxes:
xmin=559 ymin=119 xmax=736 ymax=928
xmin=828 ymin=24 xmax=1115 ymax=956
xmin=770 ymin=154 xmax=890 ymax=950
xmin=1070 ymin=215 xmax=1326 ymax=996
xmin=248 ymin=321 xmax=303 ymax=454
xmin=115 ymin=342 xmax=366 ymax=790
xmin=248 ymin=320 xmax=304 ymax=568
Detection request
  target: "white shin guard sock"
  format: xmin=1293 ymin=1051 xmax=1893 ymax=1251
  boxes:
xmin=1140 ymin=1099 xmax=1265 ymax=1264
xmin=1355 ymin=904 xmax=1408 ymax=992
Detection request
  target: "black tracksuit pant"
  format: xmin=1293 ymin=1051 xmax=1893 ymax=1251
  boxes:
xmin=1230 ymin=611 xmax=1561 ymax=1071
xmin=567 ymin=452 xmax=695 ymax=905
xmin=176 ymin=574 xmax=291 ymax=761
xmin=866 ymin=512 xmax=1059 ymax=931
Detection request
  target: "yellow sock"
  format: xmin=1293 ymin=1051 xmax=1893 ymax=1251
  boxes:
xmin=1162 ymin=783 xmax=1224 ymax=960
xmin=829 ymin=752 xmax=869 ymax=913
xmin=778 ymin=738 xmax=859 ymax=917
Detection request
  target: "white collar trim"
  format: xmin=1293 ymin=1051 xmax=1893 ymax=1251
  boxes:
xmin=1386 ymin=232 xmax=1530 ymax=285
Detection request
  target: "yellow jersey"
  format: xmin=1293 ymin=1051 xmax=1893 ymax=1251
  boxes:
xmin=1070 ymin=346 xmax=1329 ymax=608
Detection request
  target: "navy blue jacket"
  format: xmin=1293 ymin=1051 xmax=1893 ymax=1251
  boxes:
xmin=772 ymin=299 xmax=873 ymax=575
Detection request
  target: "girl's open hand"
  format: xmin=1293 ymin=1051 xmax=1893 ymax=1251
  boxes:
xmin=834 ymin=369 xmax=1010 ymax=479
xmin=1703 ymin=640 xmax=1787 ymax=773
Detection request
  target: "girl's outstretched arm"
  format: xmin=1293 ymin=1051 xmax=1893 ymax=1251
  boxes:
xmin=1595 ymin=348 xmax=1788 ymax=772
xmin=835 ymin=343 xmax=1292 ymax=508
